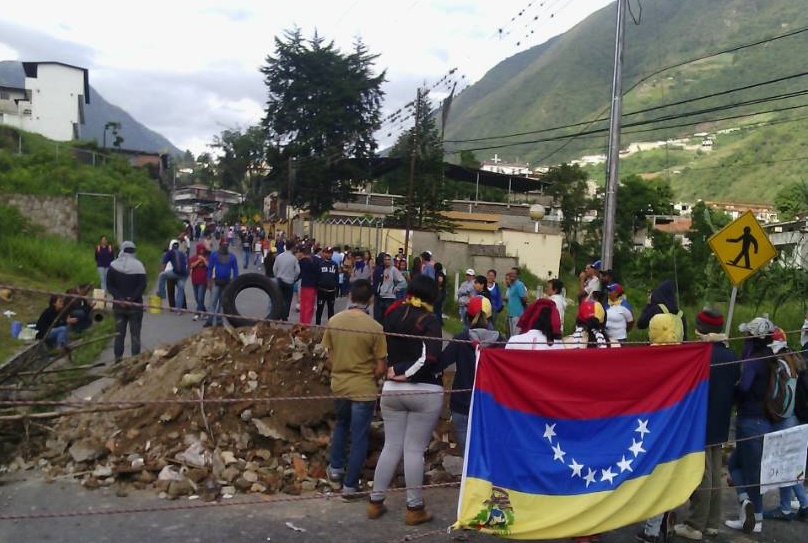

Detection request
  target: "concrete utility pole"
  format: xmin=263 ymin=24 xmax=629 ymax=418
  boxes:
xmin=601 ymin=0 xmax=627 ymax=270
xmin=403 ymin=87 xmax=422 ymax=262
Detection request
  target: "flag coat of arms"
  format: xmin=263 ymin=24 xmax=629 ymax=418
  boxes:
xmin=454 ymin=343 xmax=711 ymax=539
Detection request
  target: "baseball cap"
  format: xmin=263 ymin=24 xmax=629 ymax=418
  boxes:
xmin=465 ymin=268 xmax=475 ymax=276
xmin=590 ymin=259 xmax=602 ymax=271
xmin=738 ymin=317 xmax=775 ymax=338
xmin=121 ymin=241 xmax=137 ymax=253
xmin=606 ymin=283 xmax=623 ymax=296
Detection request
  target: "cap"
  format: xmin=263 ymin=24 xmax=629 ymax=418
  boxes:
xmin=771 ymin=327 xmax=787 ymax=343
xmin=577 ymin=300 xmax=605 ymax=324
xmin=466 ymin=296 xmax=492 ymax=320
xmin=422 ymin=250 xmax=433 ymax=258
xmin=120 ymin=240 xmax=137 ymax=253
xmin=695 ymin=308 xmax=724 ymax=334
xmin=590 ymin=259 xmax=602 ymax=271
xmin=606 ymin=283 xmax=623 ymax=296
xmin=738 ymin=317 xmax=775 ymax=338
xmin=465 ymin=268 xmax=475 ymax=276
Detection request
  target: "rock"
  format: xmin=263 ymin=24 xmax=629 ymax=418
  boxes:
xmin=157 ymin=466 xmax=184 ymax=481
xmin=253 ymin=418 xmax=285 ymax=440
xmin=92 ymin=465 xmax=114 ymax=478
xmin=442 ymin=456 xmax=464 ymax=477
xmin=167 ymin=479 xmax=194 ymax=499
xmin=221 ymin=485 xmax=236 ymax=496
xmin=221 ymin=466 xmax=241 ymax=483
xmin=68 ymin=440 xmax=108 ymax=463
xmin=134 ymin=470 xmax=155 ymax=484
xmin=301 ymin=480 xmax=316 ymax=492
xmin=185 ymin=468 xmax=209 ymax=483
xmin=180 ymin=371 xmax=208 ymax=388
xmin=253 ymin=449 xmax=272 ymax=461
xmin=82 ymin=476 xmax=100 ymax=489
xmin=242 ymin=470 xmax=259 ymax=483
xmin=220 ymin=451 xmax=238 ymax=465
xmin=292 ymin=455 xmax=308 ymax=479
xmin=250 ymin=482 xmax=267 ymax=493
xmin=233 ymin=477 xmax=252 ymax=492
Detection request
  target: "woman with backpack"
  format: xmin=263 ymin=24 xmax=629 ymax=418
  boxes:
xmin=761 ymin=327 xmax=808 ymax=521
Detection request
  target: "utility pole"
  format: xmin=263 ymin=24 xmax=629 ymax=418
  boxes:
xmin=287 ymin=156 xmax=296 ymax=235
xmin=403 ymin=88 xmax=422 ymax=262
xmin=601 ymin=0 xmax=627 ymax=270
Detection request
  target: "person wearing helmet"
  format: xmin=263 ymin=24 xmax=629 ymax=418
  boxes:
xmin=439 ymin=295 xmax=503 ymax=456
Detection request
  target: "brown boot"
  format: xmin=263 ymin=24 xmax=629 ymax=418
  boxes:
xmin=367 ymin=499 xmax=387 ymax=520
xmin=405 ymin=504 xmax=433 ymax=526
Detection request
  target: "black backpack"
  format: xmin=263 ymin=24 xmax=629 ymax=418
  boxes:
xmin=795 ymin=368 xmax=808 ymax=423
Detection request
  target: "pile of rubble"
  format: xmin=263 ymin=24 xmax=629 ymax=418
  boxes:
xmin=7 ymin=322 xmax=461 ymax=500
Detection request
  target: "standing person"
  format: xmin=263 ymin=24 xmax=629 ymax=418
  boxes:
xmin=724 ymin=317 xmax=775 ymax=534
xmin=273 ymin=244 xmax=300 ymax=321
xmin=368 ymin=275 xmax=443 ymax=525
xmin=297 ymin=245 xmax=318 ymax=325
xmin=439 ymin=296 xmax=502 ymax=457
xmin=673 ymin=308 xmax=740 ymax=540
xmin=508 ymin=298 xmax=564 ymax=350
xmin=420 ymin=251 xmax=436 ymax=279
xmin=94 ymin=235 xmax=115 ymax=292
xmin=637 ymin=278 xmax=687 ymax=341
xmin=105 ymin=241 xmax=147 ymax=362
xmin=395 ymin=257 xmax=410 ymax=300
xmin=604 ymin=283 xmax=634 ymax=342
xmin=205 ymin=243 xmax=239 ymax=328
xmin=349 ymin=251 xmax=371 ymax=285
xmin=340 ymin=249 xmax=354 ymax=297
xmin=157 ymin=239 xmax=188 ymax=313
xmin=545 ymin=278 xmax=567 ymax=334
xmin=189 ymin=244 xmax=209 ymax=321
xmin=503 ymin=268 xmax=528 ymax=337
xmin=374 ymin=253 xmax=406 ymax=323
xmin=577 ymin=259 xmax=602 ymax=302
xmin=410 ymin=256 xmax=423 ymax=278
xmin=485 ymin=269 xmax=503 ymax=327
xmin=240 ymin=229 xmax=253 ymax=269
xmin=434 ymin=264 xmax=447 ymax=323
xmin=761 ymin=327 xmax=808 ymax=521
xmin=315 ymin=247 xmax=339 ymax=325
xmin=322 ymin=279 xmax=387 ymax=500
xmin=456 ymin=269 xmax=476 ymax=325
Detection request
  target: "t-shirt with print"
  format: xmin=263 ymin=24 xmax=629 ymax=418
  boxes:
xmin=322 ymin=310 xmax=387 ymax=400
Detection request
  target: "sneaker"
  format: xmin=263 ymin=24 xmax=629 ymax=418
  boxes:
xmin=763 ymin=508 xmax=795 ymax=521
xmin=635 ymin=530 xmax=660 ymax=543
xmin=192 ymin=314 xmax=200 ymax=321
xmin=340 ymin=488 xmax=366 ymax=502
xmin=724 ymin=519 xmax=761 ymax=533
xmin=674 ymin=523 xmax=703 ymax=540
xmin=728 ymin=498 xmax=756 ymax=532
xmin=798 ymin=506 xmax=808 ymax=521
xmin=326 ymin=465 xmax=344 ymax=484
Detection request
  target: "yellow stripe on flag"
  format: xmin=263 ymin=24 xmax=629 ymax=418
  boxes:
xmin=454 ymin=452 xmax=704 ymax=539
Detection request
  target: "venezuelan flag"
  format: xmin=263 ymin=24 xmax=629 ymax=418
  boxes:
xmin=454 ymin=343 xmax=711 ymax=539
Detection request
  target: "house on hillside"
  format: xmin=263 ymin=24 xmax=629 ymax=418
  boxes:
xmin=705 ymin=201 xmax=778 ymax=224
xmin=763 ymin=218 xmax=808 ymax=269
xmin=0 ymin=61 xmax=89 ymax=141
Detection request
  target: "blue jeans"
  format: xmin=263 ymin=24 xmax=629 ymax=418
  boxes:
xmin=329 ymin=399 xmax=375 ymax=490
xmin=206 ymin=284 xmax=223 ymax=325
xmin=243 ymin=248 xmax=250 ymax=268
xmin=46 ymin=325 xmax=68 ymax=348
xmin=193 ymin=283 xmax=207 ymax=313
xmin=728 ymin=416 xmax=773 ymax=515
xmin=452 ymin=411 xmax=469 ymax=457
xmin=158 ymin=270 xmax=187 ymax=309
xmin=97 ymin=266 xmax=108 ymax=291
xmin=770 ymin=415 xmax=808 ymax=511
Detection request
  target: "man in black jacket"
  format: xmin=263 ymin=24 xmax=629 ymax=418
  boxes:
xmin=315 ymin=247 xmax=339 ymax=325
xmin=106 ymin=241 xmax=147 ymax=363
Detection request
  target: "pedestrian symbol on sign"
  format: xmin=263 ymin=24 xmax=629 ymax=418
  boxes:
xmin=725 ymin=226 xmax=758 ymax=269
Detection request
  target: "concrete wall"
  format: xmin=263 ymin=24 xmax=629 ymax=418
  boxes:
xmin=6 ymin=194 xmax=78 ymax=240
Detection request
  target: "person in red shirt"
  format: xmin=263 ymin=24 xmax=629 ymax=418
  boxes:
xmin=189 ymin=244 xmax=210 ymax=321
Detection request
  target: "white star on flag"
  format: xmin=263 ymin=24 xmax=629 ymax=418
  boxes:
xmin=617 ymin=455 xmax=634 ymax=473
xmin=600 ymin=467 xmax=616 ymax=484
xmin=568 ymin=459 xmax=583 ymax=478
xmin=552 ymin=443 xmax=566 ymax=462
xmin=635 ymin=419 xmax=650 ymax=438
xmin=583 ymin=467 xmax=597 ymax=487
xmin=543 ymin=423 xmax=556 ymax=442
xmin=629 ymin=438 xmax=646 ymax=457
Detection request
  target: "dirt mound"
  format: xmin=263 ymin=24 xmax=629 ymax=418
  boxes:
xmin=11 ymin=322 xmax=458 ymax=500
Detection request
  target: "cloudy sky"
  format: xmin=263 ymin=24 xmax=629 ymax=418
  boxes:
xmin=0 ymin=0 xmax=613 ymax=156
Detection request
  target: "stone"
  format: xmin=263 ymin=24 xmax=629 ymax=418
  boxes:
xmin=92 ymin=465 xmax=113 ymax=478
xmin=233 ymin=477 xmax=252 ymax=492
xmin=179 ymin=371 xmax=208 ymax=388
xmin=292 ymin=455 xmax=308 ymax=479
xmin=442 ymin=455 xmax=464 ymax=477
xmin=242 ymin=470 xmax=259 ymax=483
xmin=220 ymin=451 xmax=238 ymax=465
xmin=167 ymin=479 xmax=194 ymax=499
xmin=253 ymin=418 xmax=285 ymax=440
xmin=249 ymin=482 xmax=267 ymax=493
xmin=221 ymin=466 xmax=241 ymax=483
xmin=68 ymin=440 xmax=108 ymax=463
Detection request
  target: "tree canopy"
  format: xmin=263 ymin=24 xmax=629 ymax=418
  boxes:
xmin=260 ymin=28 xmax=386 ymax=216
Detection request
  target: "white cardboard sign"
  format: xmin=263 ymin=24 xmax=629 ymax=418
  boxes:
xmin=760 ymin=424 xmax=808 ymax=493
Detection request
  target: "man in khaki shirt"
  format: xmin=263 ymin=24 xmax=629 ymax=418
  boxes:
xmin=321 ymin=278 xmax=387 ymax=500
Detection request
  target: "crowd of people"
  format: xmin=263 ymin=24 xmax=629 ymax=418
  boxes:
xmin=32 ymin=228 xmax=807 ymax=541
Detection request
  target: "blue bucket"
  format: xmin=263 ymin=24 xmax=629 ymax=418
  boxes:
xmin=10 ymin=320 xmax=22 ymax=338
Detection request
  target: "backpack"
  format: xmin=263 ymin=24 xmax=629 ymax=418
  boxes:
xmin=764 ymin=350 xmax=798 ymax=422
xmin=648 ymin=304 xmax=683 ymax=343
xmin=795 ymin=369 xmax=808 ymax=423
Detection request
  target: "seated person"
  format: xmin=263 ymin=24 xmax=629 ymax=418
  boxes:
xmin=35 ymin=295 xmax=77 ymax=348
xmin=64 ymin=284 xmax=94 ymax=333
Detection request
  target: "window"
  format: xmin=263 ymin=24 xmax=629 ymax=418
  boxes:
xmin=0 ymin=92 xmax=8 ymax=100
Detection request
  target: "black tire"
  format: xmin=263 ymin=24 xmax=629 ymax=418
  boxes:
xmin=221 ymin=273 xmax=284 ymax=328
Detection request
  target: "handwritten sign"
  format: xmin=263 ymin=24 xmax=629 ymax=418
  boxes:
xmin=760 ymin=424 xmax=808 ymax=493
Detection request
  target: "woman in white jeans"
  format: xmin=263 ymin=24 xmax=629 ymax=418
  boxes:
xmin=367 ymin=275 xmax=443 ymax=526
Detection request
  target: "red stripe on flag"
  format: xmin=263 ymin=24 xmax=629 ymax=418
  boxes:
xmin=475 ymin=343 xmax=711 ymax=420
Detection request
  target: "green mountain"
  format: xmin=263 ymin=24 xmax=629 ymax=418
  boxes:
xmin=443 ymin=0 xmax=808 ymax=203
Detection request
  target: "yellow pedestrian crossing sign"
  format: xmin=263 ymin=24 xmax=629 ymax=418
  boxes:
xmin=708 ymin=210 xmax=777 ymax=286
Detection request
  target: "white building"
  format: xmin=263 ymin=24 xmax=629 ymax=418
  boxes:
xmin=480 ymin=154 xmax=531 ymax=176
xmin=0 ymin=61 xmax=89 ymax=141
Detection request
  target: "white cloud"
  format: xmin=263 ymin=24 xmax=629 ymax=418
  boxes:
xmin=0 ymin=0 xmax=614 ymax=155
